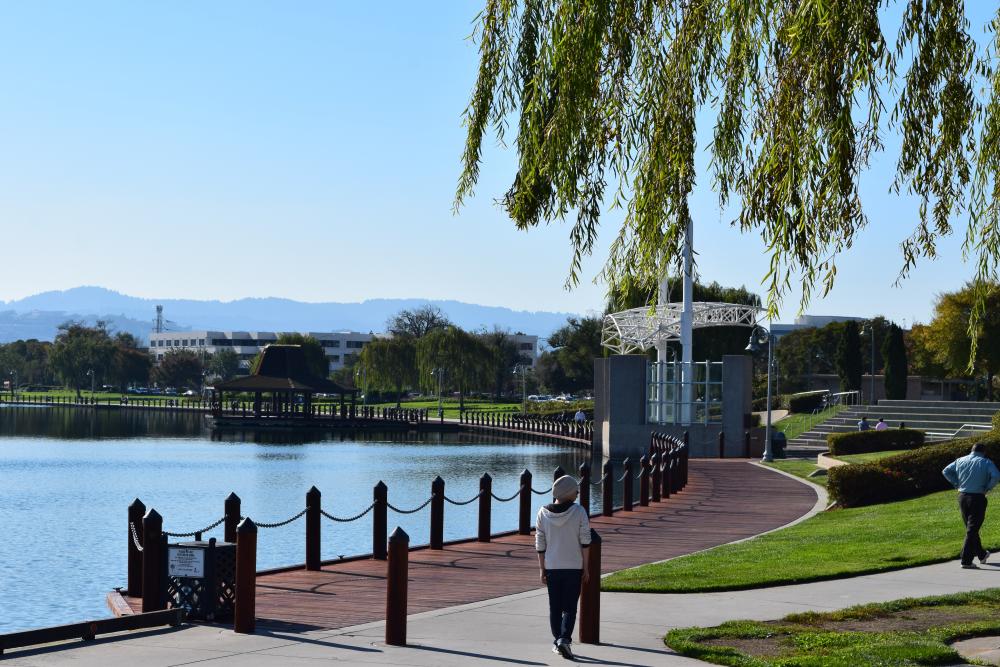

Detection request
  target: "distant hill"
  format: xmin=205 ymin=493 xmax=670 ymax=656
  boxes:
xmin=0 ymin=287 xmax=581 ymax=344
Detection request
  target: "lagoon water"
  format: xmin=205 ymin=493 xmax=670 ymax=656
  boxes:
xmin=0 ymin=405 xmax=604 ymax=633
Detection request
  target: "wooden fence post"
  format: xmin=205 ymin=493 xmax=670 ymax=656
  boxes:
xmin=430 ymin=476 xmax=445 ymax=549
xmin=478 ymin=473 xmax=491 ymax=542
xmin=602 ymin=460 xmax=614 ymax=517
xmin=127 ymin=498 xmax=145 ymax=597
xmin=744 ymin=430 xmax=751 ymax=458
xmin=518 ymin=469 xmax=532 ymax=535
xmin=639 ymin=455 xmax=650 ymax=507
xmin=385 ymin=527 xmax=409 ymax=646
xmin=306 ymin=486 xmax=321 ymax=570
xmin=373 ymin=481 xmax=388 ymax=560
xmin=622 ymin=458 xmax=633 ymax=512
xmin=234 ymin=518 xmax=257 ymax=634
xmin=650 ymin=453 xmax=661 ymax=503
xmin=141 ymin=509 xmax=164 ymax=612
xmin=663 ymin=450 xmax=672 ymax=499
xmin=578 ymin=529 xmax=602 ymax=644
xmin=578 ymin=462 xmax=591 ymax=515
xmin=718 ymin=431 xmax=725 ymax=458
xmin=553 ymin=465 xmax=566 ymax=481
xmin=224 ymin=492 xmax=241 ymax=544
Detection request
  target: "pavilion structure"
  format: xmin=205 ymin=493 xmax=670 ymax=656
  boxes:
xmin=210 ymin=344 xmax=358 ymax=422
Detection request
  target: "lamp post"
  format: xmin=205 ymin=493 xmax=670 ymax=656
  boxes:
xmin=86 ymin=368 xmax=95 ymax=397
xmin=513 ymin=364 xmax=529 ymax=415
xmin=862 ymin=323 xmax=875 ymax=405
xmin=355 ymin=367 xmax=368 ymax=406
xmin=431 ymin=368 xmax=445 ymax=418
xmin=8 ymin=370 xmax=16 ymax=400
xmin=746 ymin=324 xmax=775 ymax=463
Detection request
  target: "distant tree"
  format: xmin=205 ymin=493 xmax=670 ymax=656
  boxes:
xmin=358 ymin=337 xmax=418 ymax=407
xmin=924 ymin=282 xmax=1000 ymax=400
xmin=478 ymin=326 xmax=529 ymax=401
xmin=48 ymin=322 xmax=115 ymax=396
xmin=206 ymin=348 xmax=241 ymax=382
xmin=416 ymin=326 xmax=489 ymax=411
xmin=545 ymin=317 xmax=603 ymax=394
xmin=882 ymin=323 xmax=908 ymax=400
xmin=836 ymin=321 xmax=864 ymax=392
xmin=0 ymin=339 xmax=55 ymax=387
xmin=111 ymin=332 xmax=151 ymax=392
xmin=152 ymin=349 xmax=203 ymax=389
xmin=535 ymin=351 xmax=568 ymax=395
xmin=331 ymin=352 xmax=359 ymax=390
xmin=906 ymin=323 xmax=947 ymax=379
xmin=386 ymin=305 xmax=452 ymax=339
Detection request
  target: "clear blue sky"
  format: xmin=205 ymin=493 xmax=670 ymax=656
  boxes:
xmin=0 ymin=2 xmax=990 ymax=325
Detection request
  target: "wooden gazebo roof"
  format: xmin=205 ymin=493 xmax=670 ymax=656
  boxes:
xmin=212 ymin=345 xmax=356 ymax=395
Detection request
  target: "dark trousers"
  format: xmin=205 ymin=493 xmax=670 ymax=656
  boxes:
xmin=545 ymin=569 xmax=582 ymax=644
xmin=959 ymin=493 xmax=988 ymax=565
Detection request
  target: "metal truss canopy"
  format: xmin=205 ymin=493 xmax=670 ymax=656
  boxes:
xmin=602 ymin=302 xmax=761 ymax=355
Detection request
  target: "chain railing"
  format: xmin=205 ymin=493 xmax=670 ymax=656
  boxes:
xmin=321 ymin=503 xmax=376 ymax=523
xmin=459 ymin=410 xmax=594 ymax=445
xmin=254 ymin=508 xmax=309 ymax=529
xmin=163 ymin=516 xmax=226 ymax=538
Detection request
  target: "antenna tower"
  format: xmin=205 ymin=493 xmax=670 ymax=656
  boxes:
xmin=155 ymin=305 xmax=164 ymax=334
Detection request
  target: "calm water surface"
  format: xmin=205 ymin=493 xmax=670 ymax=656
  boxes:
xmin=0 ymin=406 xmax=613 ymax=633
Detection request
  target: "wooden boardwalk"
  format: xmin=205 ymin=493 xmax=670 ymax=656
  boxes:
xmin=115 ymin=461 xmax=816 ymax=631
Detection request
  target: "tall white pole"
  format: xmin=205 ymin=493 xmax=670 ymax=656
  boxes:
xmin=680 ymin=220 xmax=694 ymax=424
xmin=763 ymin=327 xmax=774 ymax=462
xmin=654 ymin=260 xmax=670 ymax=423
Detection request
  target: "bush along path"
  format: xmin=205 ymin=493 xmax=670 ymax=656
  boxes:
xmin=666 ymin=588 xmax=1000 ymax=667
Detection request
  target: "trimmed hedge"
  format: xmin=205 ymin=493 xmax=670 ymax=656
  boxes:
xmin=787 ymin=391 xmax=826 ymax=414
xmin=828 ymin=430 xmax=998 ymax=507
xmin=827 ymin=429 xmax=925 ymax=456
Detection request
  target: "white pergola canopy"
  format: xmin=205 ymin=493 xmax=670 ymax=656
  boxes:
xmin=602 ymin=302 xmax=761 ymax=355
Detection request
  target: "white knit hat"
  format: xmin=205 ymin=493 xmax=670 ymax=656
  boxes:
xmin=552 ymin=475 xmax=579 ymax=501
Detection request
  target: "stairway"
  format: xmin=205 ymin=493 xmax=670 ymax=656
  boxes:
xmin=788 ymin=399 xmax=1000 ymax=452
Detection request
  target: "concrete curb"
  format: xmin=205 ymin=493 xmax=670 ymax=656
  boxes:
xmin=816 ymin=452 xmax=846 ymax=469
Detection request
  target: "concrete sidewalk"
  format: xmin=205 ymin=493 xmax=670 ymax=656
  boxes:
xmin=8 ymin=560 xmax=1000 ymax=666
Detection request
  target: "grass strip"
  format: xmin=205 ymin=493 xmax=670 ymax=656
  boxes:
xmin=666 ymin=588 xmax=1000 ymax=667
xmin=603 ymin=487 xmax=1000 ymax=593
xmin=773 ymin=405 xmax=846 ymax=441
xmin=834 ymin=450 xmax=909 ymax=464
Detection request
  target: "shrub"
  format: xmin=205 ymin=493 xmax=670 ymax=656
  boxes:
xmin=828 ymin=430 xmax=1000 ymax=507
xmin=751 ymin=395 xmax=781 ymax=412
xmin=993 ymin=409 xmax=1000 ymax=431
xmin=787 ymin=390 xmax=826 ymax=414
xmin=827 ymin=429 xmax=925 ymax=456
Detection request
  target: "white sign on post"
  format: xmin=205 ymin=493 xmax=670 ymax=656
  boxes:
xmin=168 ymin=547 xmax=205 ymax=578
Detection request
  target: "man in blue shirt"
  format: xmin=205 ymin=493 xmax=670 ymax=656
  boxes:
xmin=942 ymin=443 xmax=1000 ymax=569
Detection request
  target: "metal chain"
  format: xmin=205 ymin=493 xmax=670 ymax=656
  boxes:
xmin=444 ymin=490 xmax=484 ymax=506
xmin=255 ymin=508 xmax=308 ymax=529
xmin=163 ymin=515 xmax=226 ymax=538
xmin=129 ymin=521 xmax=143 ymax=552
xmin=387 ymin=496 xmax=435 ymax=515
xmin=321 ymin=503 xmax=376 ymax=523
xmin=591 ymin=475 xmax=605 ymax=487
xmin=616 ymin=473 xmax=629 ymax=483
xmin=490 ymin=485 xmax=524 ymax=502
xmin=531 ymin=486 xmax=553 ymax=495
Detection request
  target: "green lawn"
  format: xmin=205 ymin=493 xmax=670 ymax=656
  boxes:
xmin=834 ymin=450 xmax=908 ymax=464
xmin=773 ymin=405 xmax=846 ymax=440
xmin=764 ymin=459 xmax=827 ymax=486
xmin=602 ymin=486 xmax=995 ymax=593
xmin=667 ymin=589 xmax=1000 ymax=667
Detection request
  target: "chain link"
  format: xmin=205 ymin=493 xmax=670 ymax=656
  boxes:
xmin=443 ymin=490 xmax=484 ymax=506
xmin=616 ymin=473 xmax=629 ymax=483
xmin=321 ymin=503 xmax=376 ymax=523
xmin=531 ymin=486 xmax=553 ymax=495
xmin=591 ymin=475 xmax=606 ymax=487
xmin=490 ymin=485 xmax=524 ymax=502
xmin=255 ymin=508 xmax=308 ymax=529
xmin=129 ymin=521 xmax=143 ymax=552
xmin=163 ymin=515 xmax=226 ymax=538
xmin=387 ymin=496 xmax=434 ymax=515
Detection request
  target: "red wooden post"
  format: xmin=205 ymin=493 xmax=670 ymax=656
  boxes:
xmin=578 ymin=529 xmax=602 ymax=644
xmin=578 ymin=462 xmax=591 ymax=515
xmin=234 ymin=518 xmax=257 ymax=634
xmin=518 ymin=469 xmax=532 ymax=535
xmin=141 ymin=508 xmax=164 ymax=612
xmin=306 ymin=486 xmax=321 ymax=570
xmin=663 ymin=449 xmax=672 ymax=499
xmin=745 ymin=430 xmax=751 ymax=458
xmin=373 ymin=481 xmax=388 ymax=559
xmin=602 ymin=460 xmax=614 ymax=517
xmin=385 ymin=527 xmax=409 ymax=646
xmin=224 ymin=492 xmax=241 ymax=544
xmin=650 ymin=452 xmax=661 ymax=502
xmin=622 ymin=458 xmax=634 ymax=511
xmin=127 ymin=498 xmax=145 ymax=597
xmin=430 ymin=476 xmax=445 ymax=549
xmin=718 ymin=431 xmax=725 ymax=458
xmin=639 ymin=455 xmax=650 ymax=507
xmin=553 ymin=465 xmax=566 ymax=481
xmin=478 ymin=473 xmax=492 ymax=542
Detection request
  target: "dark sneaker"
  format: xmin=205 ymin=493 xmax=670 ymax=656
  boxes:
xmin=982 ymin=550 xmax=991 ymax=564
xmin=552 ymin=645 xmax=561 ymax=656
xmin=962 ymin=563 xmax=980 ymax=569
xmin=557 ymin=642 xmax=575 ymax=659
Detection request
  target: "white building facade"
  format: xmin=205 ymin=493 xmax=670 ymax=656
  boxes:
xmin=149 ymin=331 xmax=373 ymax=372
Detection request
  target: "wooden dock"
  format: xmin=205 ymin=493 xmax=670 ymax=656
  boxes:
xmin=110 ymin=460 xmax=816 ymax=631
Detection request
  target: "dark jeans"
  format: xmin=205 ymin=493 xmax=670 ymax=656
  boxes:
xmin=545 ymin=569 xmax=582 ymax=644
xmin=959 ymin=493 xmax=988 ymax=565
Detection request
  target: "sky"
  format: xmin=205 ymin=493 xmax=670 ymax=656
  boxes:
xmin=0 ymin=2 xmax=993 ymax=325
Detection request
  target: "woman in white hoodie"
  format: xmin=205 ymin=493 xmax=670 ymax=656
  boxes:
xmin=535 ymin=475 xmax=591 ymax=659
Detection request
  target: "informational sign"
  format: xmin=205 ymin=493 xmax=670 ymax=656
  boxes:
xmin=168 ymin=546 xmax=205 ymax=578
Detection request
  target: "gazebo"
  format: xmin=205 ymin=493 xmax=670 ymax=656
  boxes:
xmin=210 ymin=344 xmax=358 ymax=421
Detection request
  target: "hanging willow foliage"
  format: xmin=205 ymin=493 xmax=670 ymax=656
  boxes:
xmin=456 ymin=0 xmax=1000 ymax=350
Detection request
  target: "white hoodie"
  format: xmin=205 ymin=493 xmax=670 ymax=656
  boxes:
xmin=535 ymin=502 xmax=591 ymax=570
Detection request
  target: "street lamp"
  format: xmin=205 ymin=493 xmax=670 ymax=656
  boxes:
xmin=431 ymin=367 xmax=446 ymax=417
xmin=355 ymin=367 xmax=368 ymax=406
xmin=746 ymin=324 xmax=775 ymax=463
xmin=8 ymin=370 xmax=16 ymax=400
xmin=862 ymin=323 xmax=876 ymax=405
xmin=513 ymin=363 xmax=530 ymax=415
xmin=86 ymin=368 xmax=95 ymax=396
